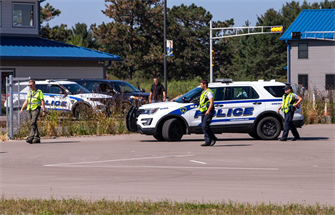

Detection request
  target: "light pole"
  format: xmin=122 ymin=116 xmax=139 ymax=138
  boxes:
xmin=164 ymin=0 xmax=167 ymax=97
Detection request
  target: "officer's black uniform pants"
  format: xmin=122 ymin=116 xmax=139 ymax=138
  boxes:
xmin=201 ymin=113 xmax=217 ymax=144
xmin=28 ymin=108 xmax=40 ymax=141
xmin=282 ymin=110 xmax=300 ymax=140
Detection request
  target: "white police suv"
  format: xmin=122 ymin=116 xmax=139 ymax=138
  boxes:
xmin=8 ymin=80 xmax=114 ymax=118
xmin=127 ymin=79 xmax=304 ymax=141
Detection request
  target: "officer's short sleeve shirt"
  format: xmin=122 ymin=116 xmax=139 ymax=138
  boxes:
xmin=207 ymin=92 xmax=213 ymax=99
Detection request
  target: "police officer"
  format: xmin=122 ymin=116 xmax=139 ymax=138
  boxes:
xmin=20 ymin=80 xmax=46 ymax=144
xmin=277 ymin=85 xmax=303 ymax=141
xmin=199 ymin=79 xmax=217 ymax=146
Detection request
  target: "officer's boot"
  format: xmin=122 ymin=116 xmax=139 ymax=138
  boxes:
xmin=32 ymin=138 xmax=41 ymax=143
xmin=26 ymin=138 xmax=33 ymax=144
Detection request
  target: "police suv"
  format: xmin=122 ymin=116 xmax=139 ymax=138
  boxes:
xmin=8 ymin=80 xmax=114 ymax=118
xmin=127 ymin=79 xmax=304 ymax=141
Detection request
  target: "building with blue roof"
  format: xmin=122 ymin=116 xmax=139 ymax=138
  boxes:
xmin=280 ymin=9 xmax=335 ymax=91
xmin=0 ymin=0 xmax=122 ymax=96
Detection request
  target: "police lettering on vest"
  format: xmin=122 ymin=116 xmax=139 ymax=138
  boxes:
xmin=199 ymin=89 xmax=214 ymax=112
xmin=27 ymin=89 xmax=44 ymax=111
xmin=281 ymin=92 xmax=296 ymax=113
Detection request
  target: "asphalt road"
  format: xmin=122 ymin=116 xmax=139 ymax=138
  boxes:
xmin=0 ymin=124 xmax=334 ymax=205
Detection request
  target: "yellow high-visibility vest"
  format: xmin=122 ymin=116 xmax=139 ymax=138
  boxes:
xmin=199 ymin=89 xmax=214 ymax=112
xmin=281 ymin=93 xmax=295 ymax=113
xmin=27 ymin=89 xmax=43 ymax=111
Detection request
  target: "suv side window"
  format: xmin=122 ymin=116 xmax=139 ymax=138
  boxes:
xmin=98 ymin=83 xmax=112 ymax=93
xmin=214 ymin=87 xmax=225 ymax=101
xmin=49 ymin=85 xmax=65 ymax=94
xmin=264 ymin=86 xmax=284 ymax=98
xmin=225 ymin=87 xmax=259 ymax=100
xmin=36 ymin=84 xmax=49 ymax=93
xmin=81 ymin=82 xmax=99 ymax=93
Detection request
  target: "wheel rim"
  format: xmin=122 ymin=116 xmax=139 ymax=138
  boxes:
xmin=261 ymin=120 xmax=278 ymax=137
xmin=170 ymin=122 xmax=182 ymax=139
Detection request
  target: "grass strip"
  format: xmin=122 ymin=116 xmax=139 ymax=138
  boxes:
xmin=1 ymin=198 xmax=334 ymax=215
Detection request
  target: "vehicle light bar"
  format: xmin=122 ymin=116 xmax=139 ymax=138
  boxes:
xmin=216 ymin=79 xmax=233 ymax=83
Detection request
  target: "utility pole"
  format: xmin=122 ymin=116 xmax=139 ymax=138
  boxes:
xmin=164 ymin=0 xmax=168 ymax=97
xmin=209 ymin=23 xmax=283 ymax=83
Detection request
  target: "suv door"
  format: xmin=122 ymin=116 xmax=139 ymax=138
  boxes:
xmin=47 ymin=85 xmax=69 ymax=111
xmin=224 ymin=86 xmax=261 ymax=126
xmin=188 ymin=87 xmax=226 ymax=129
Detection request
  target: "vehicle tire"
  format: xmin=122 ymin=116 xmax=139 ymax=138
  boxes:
xmin=153 ymin=133 xmax=165 ymax=141
xmin=248 ymin=132 xmax=261 ymax=140
xmin=256 ymin=116 xmax=281 ymax=140
xmin=74 ymin=104 xmax=92 ymax=120
xmin=162 ymin=118 xmax=184 ymax=141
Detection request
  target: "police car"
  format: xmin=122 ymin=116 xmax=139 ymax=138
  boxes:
xmin=7 ymin=80 xmax=114 ymax=118
xmin=127 ymin=79 xmax=304 ymax=141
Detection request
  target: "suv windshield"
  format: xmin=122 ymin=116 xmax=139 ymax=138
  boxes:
xmin=63 ymin=84 xmax=90 ymax=94
xmin=175 ymin=87 xmax=203 ymax=103
xmin=112 ymin=82 xmax=139 ymax=93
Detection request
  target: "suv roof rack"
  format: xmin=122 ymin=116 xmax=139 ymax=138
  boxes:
xmin=216 ymin=79 xmax=233 ymax=83
xmin=46 ymin=79 xmax=68 ymax=83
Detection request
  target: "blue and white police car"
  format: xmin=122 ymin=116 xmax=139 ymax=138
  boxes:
xmin=9 ymin=80 xmax=114 ymax=118
xmin=127 ymin=79 xmax=304 ymax=141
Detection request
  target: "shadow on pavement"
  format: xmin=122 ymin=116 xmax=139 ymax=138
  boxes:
xmin=40 ymin=141 xmax=81 ymax=144
xmin=214 ymin=144 xmax=252 ymax=147
xmin=292 ymin=137 xmax=329 ymax=141
xmin=141 ymin=137 xmax=329 ymax=143
xmin=141 ymin=138 xmax=254 ymax=142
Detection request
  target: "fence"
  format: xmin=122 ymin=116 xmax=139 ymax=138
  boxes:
xmin=6 ymin=75 xmax=31 ymax=140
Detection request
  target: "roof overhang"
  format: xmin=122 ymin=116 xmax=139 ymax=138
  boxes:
xmin=0 ymin=36 xmax=123 ymax=62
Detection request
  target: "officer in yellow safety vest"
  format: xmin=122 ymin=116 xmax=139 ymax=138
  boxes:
xmin=20 ymin=80 xmax=46 ymax=144
xmin=277 ymin=85 xmax=303 ymax=141
xmin=199 ymin=79 xmax=217 ymax=146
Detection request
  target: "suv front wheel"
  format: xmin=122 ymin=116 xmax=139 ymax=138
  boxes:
xmin=162 ymin=118 xmax=184 ymax=141
xmin=256 ymin=116 xmax=281 ymax=140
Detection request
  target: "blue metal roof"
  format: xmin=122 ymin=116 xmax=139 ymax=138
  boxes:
xmin=0 ymin=36 xmax=123 ymax=61
xmin=280 ymin=9 xmax=335 ymax=41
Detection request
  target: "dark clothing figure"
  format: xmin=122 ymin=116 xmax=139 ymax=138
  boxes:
xmin=28 ymin=107 xmax=41 ymax=142
xmin=201 ymin=110 xmax=216 ymax=145
xmin=150 ymin=82 xmax=166 ymax=101
xmin=282 ymin=109 xmax=300 ymax=140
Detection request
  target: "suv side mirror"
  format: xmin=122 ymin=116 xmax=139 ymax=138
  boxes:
xmin=191 ymin=98 xmax=199 ymax=104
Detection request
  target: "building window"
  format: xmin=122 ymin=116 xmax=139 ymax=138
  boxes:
xmin=326 ymin=74 xmax=335 ymax=90
xmin=13 ymin=3 xmax=34 ymax=27
xmin=298 ymin=74 xmax=308 ymax=89
xmin=298 ymin=43 xmax=308 ymax=59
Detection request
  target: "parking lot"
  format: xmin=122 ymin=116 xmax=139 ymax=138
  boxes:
xmin=0 ymin=124 xmax=334 ymax=205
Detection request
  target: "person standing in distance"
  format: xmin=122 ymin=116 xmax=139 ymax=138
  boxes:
xmin=277 ymin=85 xmax=303 ymax=141
xmin=20 ymin=80 xmax=46 ymax=144
xmin=199 ymin=79 xmax=217 ymax=146
xmin=149 ymin=78 xmax=166 ymax=103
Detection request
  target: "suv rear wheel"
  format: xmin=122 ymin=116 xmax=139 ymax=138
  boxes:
xmin=162 ymin=118 xmax=184 ymax=141
xmin=256 ymin=116 xmax=281 ymax=140
xmin=248 ymin=132 xmax=261 ymax=140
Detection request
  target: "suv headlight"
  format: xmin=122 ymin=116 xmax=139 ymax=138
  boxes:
xmin=139 ymin=108 xmax=159 ymax=115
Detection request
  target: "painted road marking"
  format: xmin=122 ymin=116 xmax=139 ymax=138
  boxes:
xmin=44 ymin=154 xmax=194 ymax=167
xmin=190 ymin=160 xmax=207 ymax=165
xmin=46 ymin=165 xmax=278 ymax=171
